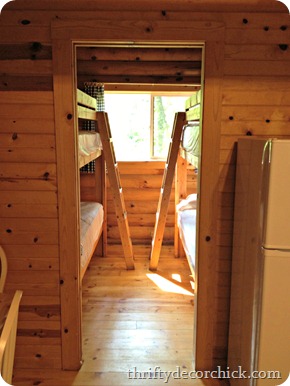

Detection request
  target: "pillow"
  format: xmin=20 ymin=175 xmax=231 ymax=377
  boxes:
xmin=176 ymin=193 xmax=197 ymax=211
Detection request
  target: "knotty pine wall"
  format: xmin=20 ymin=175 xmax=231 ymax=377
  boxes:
xmin=0 ymin=0 xmax=290 ymax=373
xmin=0 ymin=91 xmax=61 ymax=369
xmin=107 ymin=162 xmax=197 ymax=249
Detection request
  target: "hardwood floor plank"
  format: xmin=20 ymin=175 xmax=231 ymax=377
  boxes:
xmin=82 ymin=328 xmax=194 ymax=340
xmin=13 ymin=368 xmax=226 ymax=386
xmin=82 ymin=311 xmax=194 ymax=322
xmin=79 ymin=359 xmax=195 ymax=372
xmin=82 ymin=337 xmax=195 ymax=350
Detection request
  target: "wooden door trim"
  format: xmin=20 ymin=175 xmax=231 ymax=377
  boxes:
xmin=51 ymin=19 xmax=225 ymax=371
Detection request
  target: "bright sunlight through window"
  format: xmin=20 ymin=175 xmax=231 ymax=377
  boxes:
xmin=105 ymin=93 xmax=189 ymax=161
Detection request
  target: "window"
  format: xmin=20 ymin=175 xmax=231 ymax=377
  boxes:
xmin=105 ymin=92 xmax=189 ymax=161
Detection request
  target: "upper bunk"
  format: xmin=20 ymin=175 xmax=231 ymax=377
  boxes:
xmin=179 ymin=89 xmax=201 ymax=169
xmin=77 ymin=88 xmax=102 ymax=169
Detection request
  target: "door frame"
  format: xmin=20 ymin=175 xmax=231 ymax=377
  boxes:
xmin=52 ymin=19 xmax=225 ymax=370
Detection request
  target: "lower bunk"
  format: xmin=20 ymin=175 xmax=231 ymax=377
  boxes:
xmin=80 ymin=201 xmax=104 ymax=279
xmin=176 ymin=193 xmax=197 ymax=280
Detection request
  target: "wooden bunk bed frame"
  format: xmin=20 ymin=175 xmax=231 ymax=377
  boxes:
xmin=149 ymin=90 xmax=201 ymax=278
xmin=77 ymin=89 xmax=103 ymax=167
xmin=77 ymin=88 xmax=106 ymax=279
xmin=77 ymin=88 xmax=135 ymax=273
xmin=175 ymin=90 xmax=201 ymax=279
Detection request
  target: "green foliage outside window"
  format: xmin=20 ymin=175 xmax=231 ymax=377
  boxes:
xmin=105 ymin=93 xmax=189 ymax=160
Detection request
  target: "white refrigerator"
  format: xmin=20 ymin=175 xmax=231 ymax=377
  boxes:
xmin=228 ymin=137 xmax=290 ymax=386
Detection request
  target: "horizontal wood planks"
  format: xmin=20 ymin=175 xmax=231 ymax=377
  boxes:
xmin=217 ymin=5 xmax=290 ymax=369
xmin=0 ymin=91 xmax=61 ymax=369
xmin=106 ymin=162 xmax=197 ymax=245
xmin=77 ymin=46 xmax=202 ymax=86
xmin=3 ymin=0 xmax=286 ymax=12
xmin=0 ymin=0 xmax=289 ymax=374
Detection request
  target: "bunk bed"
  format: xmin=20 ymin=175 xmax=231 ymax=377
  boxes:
xmin=180 ymin=92 xmax=201 ymax=168
xmin=78 ymin=130 xmax=102 ymax=168
xmin=80 ymin=201 xmax=104 ymax=277
xmin=77 ymin=88 xmax=106 ymax=279
xmin=175 ymin=90 xmax=201 ymax=280
xmin=176 ymin=193 xmax=197 ymax=279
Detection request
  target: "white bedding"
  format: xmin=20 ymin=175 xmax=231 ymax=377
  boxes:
xmin=78 ymin=131 xmax=102 ymax=157
xmin=176 ymin=194 xmax=197 ymax=278
xmin=181 ymin=122 xmax=200 ymax=168
xmin=80 ymin=201 xmax=104 ymax=272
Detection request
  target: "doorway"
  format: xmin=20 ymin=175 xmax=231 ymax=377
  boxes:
xmin=75 ymin=40 xmax=203 ymax=366
xmin=52 ymin=21 xmax=224 ymax=371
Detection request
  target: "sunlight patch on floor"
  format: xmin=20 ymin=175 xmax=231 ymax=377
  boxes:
xmin=172 ymin=273 xmax=181 ymax=282
xmin=146 ymin=273 xmax=194 ymax=296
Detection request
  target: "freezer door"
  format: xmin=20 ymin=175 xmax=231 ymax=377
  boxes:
xmin=262 ymin=140 xmax=290 ymax=249
xmin=255 ymin=249 xmax=290 ymax=386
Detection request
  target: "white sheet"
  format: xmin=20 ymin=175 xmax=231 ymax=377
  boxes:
xmin=78 ymin=131 xmax=102 ymax=157
xmin=181 ymin=122 xmax=200 ymax=168
xmin=176 ymin=194 xmax=197 ymax=278
xmin=80 ymin=201 xmax=104 ymax=271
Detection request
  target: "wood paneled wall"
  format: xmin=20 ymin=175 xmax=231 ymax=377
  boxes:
xmin=77 ymin=46 xmax=202 ymax=88
xmin=0 ymin=91 xmax=61 ymax=369
xmin=106 ymin=162 xmax=197 ymax=248
xmin=217 ymin=12 xmax=290 ymax=366
xmin=0 ymin=0 xmax=289 ymax=373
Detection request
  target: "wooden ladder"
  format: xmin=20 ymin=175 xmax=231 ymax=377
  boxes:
xmin=96 ymin=112 xmax=135 ymax=270
xmin=149 ymin=112 xmax=186 ymax=271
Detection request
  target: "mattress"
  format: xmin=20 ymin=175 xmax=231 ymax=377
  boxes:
xmin=78 ymin=131 xmax=102 ymax=157
xmin=176 ymin=194 xmax=197 ymax=278
xmin=80 ymin=201 xmax=104 ymax=271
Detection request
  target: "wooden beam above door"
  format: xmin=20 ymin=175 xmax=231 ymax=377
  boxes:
xmin=76 ymin=45 xmax=202 ymax=88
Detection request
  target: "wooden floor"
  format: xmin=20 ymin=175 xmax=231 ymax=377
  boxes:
xmin=12 ymin=251 xmax=223 ymax=385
